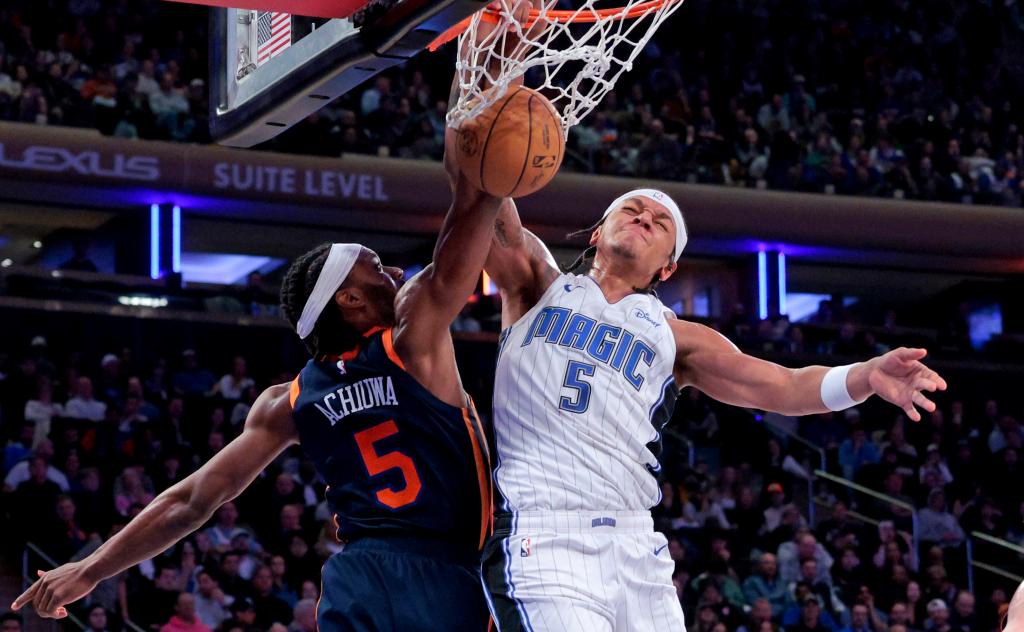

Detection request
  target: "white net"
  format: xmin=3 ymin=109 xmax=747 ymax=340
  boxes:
xmin=446 ymin=0 xmax=686 ymax=133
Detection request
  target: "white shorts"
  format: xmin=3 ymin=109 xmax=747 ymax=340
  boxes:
xmin=480 ymin=511 xmax=686 ymax=632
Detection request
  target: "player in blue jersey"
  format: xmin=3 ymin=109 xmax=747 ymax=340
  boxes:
xmin=12 ymin=125 xmax=502 ymax=632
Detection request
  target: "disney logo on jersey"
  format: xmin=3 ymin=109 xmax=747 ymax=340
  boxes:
xmin=521 ymin=306 xmax=656 ymax=390
xmin=632 ymin=309 xmax=661 ymax=328
xmin=313 ymin=376 xmax=398 ymax=426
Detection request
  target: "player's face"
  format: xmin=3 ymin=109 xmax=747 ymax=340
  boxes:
xmin=346 ymin=248 xmax=404 ymax=324
xmin=592 ymin=197 xmax=677 ymax=283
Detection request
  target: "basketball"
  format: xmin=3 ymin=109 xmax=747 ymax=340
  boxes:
xmin=454 ymin=86 xmax=565 ymax=198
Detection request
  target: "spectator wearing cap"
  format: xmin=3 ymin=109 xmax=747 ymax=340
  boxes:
xmin=160 ymin=592 xmax=211 ymax=632
xmin=743 ymin=552 xmax=788 ymax=617
xmin=97 ymin=352 xmax=123 ymax=404
xmin=787 ymin=594 xmax=837 ymax=632
xmin=26 ymin=334 xmax=51 ymax=365
xmin=65 ymin=376 xmax=106 ymax=421
xmin=761 ymin=482 xmax=788 ymax=531
xmin=918 ymin=489 xmax=965 ymax=548
xmin=172 ymin=350 xmax=215 ymax=398
xmin=919 ymin=444 xmax=953 ymax=489
xmin=924 ymin=598 xmax=951 ymax=632
xmin=225 ymin=596 xmax=257 ymax=630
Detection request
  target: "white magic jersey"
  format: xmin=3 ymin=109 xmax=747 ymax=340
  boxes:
xmin=493 ymin=272 xmax=680 ymax=512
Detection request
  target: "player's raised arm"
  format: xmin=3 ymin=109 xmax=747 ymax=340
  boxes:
xmin=393 ymin=0 xmax=554 ymax=376
xmin=11 ymin=385 xmax=298 ymax=619
xmin=484 ymin=198 xmax=560 ymax=325
xmin=672 ymin=319 xmax=948 ymax=420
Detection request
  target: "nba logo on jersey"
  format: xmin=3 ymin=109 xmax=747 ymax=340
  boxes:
xmin=520 ymin=537 xmax=532 ymax=557
xmin=336 ymin=360 xmax=347 ymax=374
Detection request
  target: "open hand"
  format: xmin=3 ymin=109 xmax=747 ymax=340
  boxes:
xmin=867 ymin=348 xmax=947 ymax=422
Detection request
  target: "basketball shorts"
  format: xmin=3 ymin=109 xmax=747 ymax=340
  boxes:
xmin=481 ymin=511 xmax=686 ymax=632
xmin=317 ymin=535 xmax=490 ymax=632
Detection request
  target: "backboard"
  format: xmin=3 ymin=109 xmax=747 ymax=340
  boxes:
xmin=206 ymin=0 xmax=488 ymax=147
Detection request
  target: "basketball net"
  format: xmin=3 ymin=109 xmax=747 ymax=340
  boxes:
xmin=441 ymin=0 xmax=685 ymax=134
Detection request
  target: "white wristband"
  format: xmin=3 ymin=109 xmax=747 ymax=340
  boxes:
xmin=820 ymin=363 xmax=867 ymax=411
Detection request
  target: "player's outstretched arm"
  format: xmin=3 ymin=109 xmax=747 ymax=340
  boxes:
xmin=11 ymin=384 xmax=298 ymax=619
xmin=671 ymin=320 xmax=947 ymax=420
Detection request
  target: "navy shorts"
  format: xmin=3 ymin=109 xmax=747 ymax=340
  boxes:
xmin=317 ymin=536 xmax=490 ymax=632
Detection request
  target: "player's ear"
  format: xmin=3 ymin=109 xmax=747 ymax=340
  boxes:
xmin=658 ymin=261 xmax=677 ymax=283
xmin=334 ymin=287 xmax=364 ymax=309
xmin=589 ymin=225 xmax=602 ymax=247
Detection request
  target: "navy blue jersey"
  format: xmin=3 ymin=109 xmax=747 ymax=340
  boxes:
xmin=289 ymin=327 xmax=492 ymax=551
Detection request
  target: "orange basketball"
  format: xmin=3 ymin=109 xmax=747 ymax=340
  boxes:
xmin=454 ymin=86 xmax=565 ymax=198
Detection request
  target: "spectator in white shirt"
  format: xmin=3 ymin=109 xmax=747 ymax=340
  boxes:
xmin=136 ymin=59 xmax=160 ymax=97
xmin=212 ymin=356 xmax=254 ymax=401
xmin=149 ymin=72 xmax=190 ymax=121
xmin=65 ymin=376 xmax=107 ymax=421
xmin=24 ymin=377 xmax=64 ymax=448
xmin=3 ymin=439 xmax=70 ymax=491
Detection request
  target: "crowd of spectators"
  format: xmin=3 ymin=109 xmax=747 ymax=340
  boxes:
xmin=3 ymin=0 xmax=1024 ymax=207
xmin=0 ymin=289 xmax=1020 ymax=631
xmin=0 ymin=0 xmax=209 ymax=142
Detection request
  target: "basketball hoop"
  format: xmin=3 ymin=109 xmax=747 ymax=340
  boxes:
xmin=437 ymin=0 xmax=685 ymax=133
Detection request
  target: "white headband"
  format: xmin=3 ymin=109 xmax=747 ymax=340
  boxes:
xmin=296 ymin=243 xmax=362 ymax=339
xmin=602 ymin=188 xmax=687 ymax=261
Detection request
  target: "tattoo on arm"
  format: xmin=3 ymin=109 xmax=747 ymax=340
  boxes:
xmin=494 ymin=218 xmax=511 ymax=247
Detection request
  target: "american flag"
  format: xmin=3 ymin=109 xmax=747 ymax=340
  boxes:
xmin=256 ymin=11 xmax=291 ymax=65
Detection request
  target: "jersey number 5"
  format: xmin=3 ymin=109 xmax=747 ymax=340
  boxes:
xmin=354 ymin=420 xmax=422 ymax=509
xmin=559 ymin=360 xmax=595 ymax=414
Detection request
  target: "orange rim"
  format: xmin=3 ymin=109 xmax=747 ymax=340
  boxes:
xmin=428 ymin=0 xmax=678 ymax=51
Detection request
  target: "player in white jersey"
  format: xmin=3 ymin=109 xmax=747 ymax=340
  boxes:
xmin=481 ymin=188 xmax=948 ymax=631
